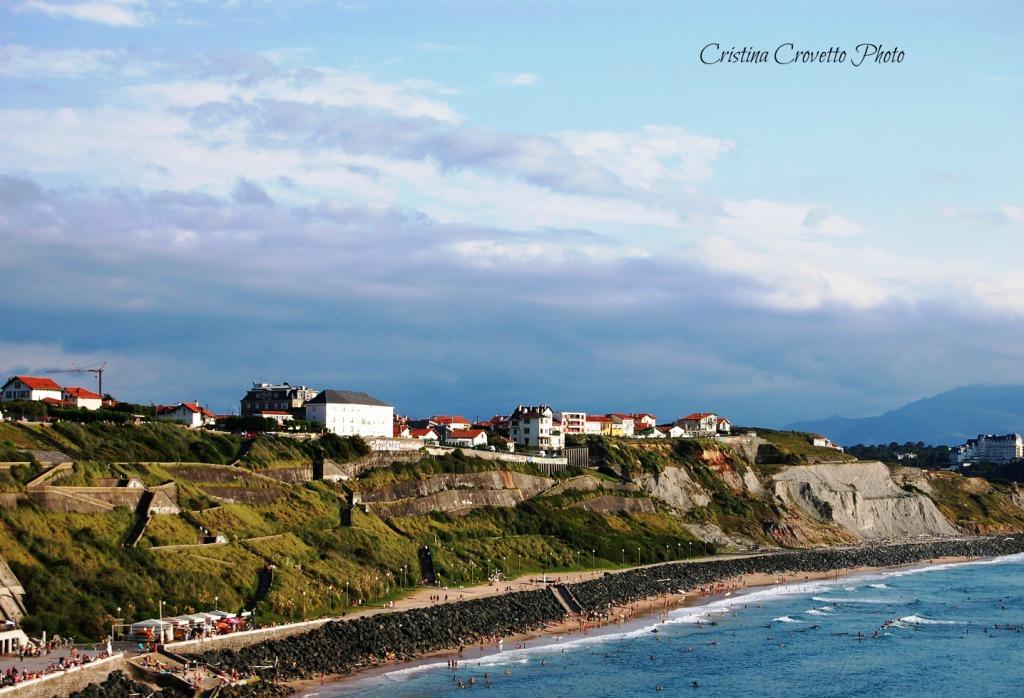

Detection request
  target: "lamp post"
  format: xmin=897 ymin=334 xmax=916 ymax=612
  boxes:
xmin=214 ymin=595 xmax=219 ymax=610
xmin=664 ymin=544 xmax=669 ymax=561
xmin=328 ymin=586 xmax=334 ymax=614
xmin=688 ymin=541 xmax=692 ymax=559
xmin=114 ymin=606 xmax=121 ymax=641
xmin=591 ymin=549 xmax=595 ymax=569
xmin=517 ymin=554 xmax=521 ymax=579
xmin=636 ymin=546 xmax=641 ymax=567
xmin=302 ymin=591 xmax=307 ymax=620
xmin=158 ymin=600 xmax=164 ymax=643
xmin=621 ymin=548 xmax=625 ymax=566
xmin=345 ymin=581 xmax=350 ymax=608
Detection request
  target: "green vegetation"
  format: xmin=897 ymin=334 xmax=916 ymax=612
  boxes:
xmin=925 ymin=472 xmax=1024 ymax=533
xmin=747 ymin=428 xmax=855 ymax=464
xmin=847 ymin=442 xmax=951 ymax=469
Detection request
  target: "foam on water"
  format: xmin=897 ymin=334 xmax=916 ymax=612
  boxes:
xmin=805 ymin=609 xmax=830 ymax=616
xmin=773 ymin=616 xmax=803 ymax=623
xmin=898 ymin=614 xmax=964 ymax=626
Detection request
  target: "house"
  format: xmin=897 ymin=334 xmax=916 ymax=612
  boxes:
xmin=558 ymin=412 xmax=587 ymax=435
xmin=608 ymin=413 xmax=635 ymax=437
xmin=658 ymin=424 xmax=687 ymax=438
xmin=636 ymin=425 xmax=666 ymax=438
xmin=304 ymin=390 xmax=393 ymax=437
xmin=393 ymin=422 xmax=411 ymax=438
xmin=584 ymin=414 xmax=612 ymax=436
xmin=677 ymin=412 xmax=730 ymax=437
xmin=258 ymin=410 xmax=294 ymax=426
xmin=508 ymin=405 xmax=565 ymax=451
xmin=240 ymin=382 xmax=319 ymax=417
xmin=1 ymin=376 xmax=62 ymax=403
xmin=62 ymin=386 xmax=103 ymax=411
xmin=811 ymin=434 xmax=844 ymax=451
xmin=158 ymin=402 xmax=216 ymax=428
xmin=446 ymin=428 xmax=488 ymax=448
xmin=429 ymin=415 xmax=472 ymax=431
xmin=631 ymin=413 xmax=658 ymax=430
xmin=409 ymin=427 xmax=440 ymax=442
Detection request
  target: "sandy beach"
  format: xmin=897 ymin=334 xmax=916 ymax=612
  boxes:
xmin=290 ymin=553 xmax=973 ymax=696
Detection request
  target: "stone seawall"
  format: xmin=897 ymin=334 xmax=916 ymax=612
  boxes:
xmin=166 ymin=619 xmax=331 ymax=654
xmin=187 ymin=535 xmax=1024 ymax=686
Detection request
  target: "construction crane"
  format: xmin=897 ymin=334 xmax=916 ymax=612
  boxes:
xmin=45 ymin=361 xmax=107 ymax=397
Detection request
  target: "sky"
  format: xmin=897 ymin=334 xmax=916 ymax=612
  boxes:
xmin=1 ymin=1 xmax=1023 ymax=424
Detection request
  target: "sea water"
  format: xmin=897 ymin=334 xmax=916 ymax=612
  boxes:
xmin=313 ymin=554 xmax=1024 ymax=697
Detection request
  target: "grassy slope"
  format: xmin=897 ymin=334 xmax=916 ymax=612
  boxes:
xmin=3 ymin=423 xmax=1024 ymax=642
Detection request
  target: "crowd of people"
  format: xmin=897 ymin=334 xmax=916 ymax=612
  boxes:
xmin=1 ymin=645 xmax=113 ymax=688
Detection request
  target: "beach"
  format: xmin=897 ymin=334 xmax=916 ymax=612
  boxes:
xmin=290 ymin=551 xmax=982 ymax=696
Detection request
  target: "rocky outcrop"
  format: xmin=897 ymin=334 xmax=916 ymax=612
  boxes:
xmin=542 ymin=474 xmax=640 ymax=497
xmin=574 ymin=495 xmax=657 ymax=514
xmin=361 ymin=471 xmax=554 ymax=503
xmin=636 ymin=466 xmax=711 ymax=512
xmin=772 ymin=461 xmax=958 ymax=540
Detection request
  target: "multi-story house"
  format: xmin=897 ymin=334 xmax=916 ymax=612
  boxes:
xmin=508 ymin=405 xmax=564 ymax=451
xmin=558 ymin=411 xmax=587 ymax=435
xmin=62 ymin=386 xmax=103 ymax=411
xmin=304 ymin=390 xmax=393 ymax=438
xmin=631 ymin=413 xmax=658 ymax=430
xmin=608 ymin=413 xmax=635 ymax=437
xmin=677 ymin=412 xmax=730 ymax=437
xmin=1 ymin=376 xmax=62 ymax=403
xmin=584 ymin=415 xmax=613 ymax=436
xmin=240 ymin=382 xmax=319 ymax=417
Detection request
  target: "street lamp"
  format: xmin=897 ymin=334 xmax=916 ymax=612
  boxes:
xmin=688 ymin=541 xmax=692 ymax=559
xmin=636 ymin=546 xmax=641 ymax=567
xmin=621 ymin=548 xmax=625 ymax=566
xmin=591 ymin=549 xmax=595 ymax=568
xmin=345 ymin=581 xmax=350 ymax=608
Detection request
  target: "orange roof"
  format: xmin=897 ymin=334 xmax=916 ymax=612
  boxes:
xmin=431 ymin=415 xmax=470 ymax=424
xmin=64 ymin=386 xmax=102 ymax=400
xmin=41 ymin=397 xmax=64 ymax=406
xmin=586 ymin=415 xmax=611 ymax=423
xmin=448 ymin=429 xmax=485 ymax=438
xmin=11 ymin=375 xmax=62 ymax=391
xmin=259 ymin=410 xmax=291 ymax=416
xmin=179 ymin=402 xmax=216 ymax=418
xmin=410 ymin=428 xmax=438 ymax=438
xmin=681 ymin=412 xmax=717 ymax=421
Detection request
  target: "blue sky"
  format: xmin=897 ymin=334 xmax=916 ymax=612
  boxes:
xmin=2 ymin=1 xmax=1023 ymax=425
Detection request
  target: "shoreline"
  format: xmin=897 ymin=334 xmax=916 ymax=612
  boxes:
xmin=290 ymin=553 xmax=980 ymax=696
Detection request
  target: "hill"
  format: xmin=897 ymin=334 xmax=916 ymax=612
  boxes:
xmin=787 ymin=384 xmax=1024 ymax=446
xmin=4 ymin=421 xmax=1024 ymax=641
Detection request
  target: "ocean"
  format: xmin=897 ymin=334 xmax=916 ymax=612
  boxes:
xmin=311 ymin=554 xmax=1024 ymax=697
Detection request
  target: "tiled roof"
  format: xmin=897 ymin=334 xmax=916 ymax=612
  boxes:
xmin=10 ymin=375 xmax=62 ymax=391
xmin=64 ymin=386 xmax=102 ymax=400
xmin=431 ymin=415 xmax=470 ymax=424
xmin=448 ymin=429 xmax=485 ymax=438
xmin=681 ymin=412 xmax=717 ymax=421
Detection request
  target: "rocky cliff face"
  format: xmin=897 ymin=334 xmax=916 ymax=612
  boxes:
xmin=636 ymin=467 xmax=711 ymax=512
xmin=771 ymin=461 xmax=959 ymax=540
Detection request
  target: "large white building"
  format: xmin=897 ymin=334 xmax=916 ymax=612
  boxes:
xmin=1 ymin=376 xmax=62 ymax=403
xmin=305 ymin=390 xmax=393 ymax=437
xmin=508 ymin=405 xmax=565 ymax=451
xmin=951 ymin=433 xmax=1023 ymax=464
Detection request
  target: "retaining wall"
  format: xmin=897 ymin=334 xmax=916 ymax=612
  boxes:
xmin=165 ymin=618 xmax=332 ymax=654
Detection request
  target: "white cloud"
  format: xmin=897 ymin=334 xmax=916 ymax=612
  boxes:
xmin=0 ymin=44 xmax=123 ymax=77
xmin=14 ymin=0 xmax=147 ymax=27
xmin=496 ymin=72 xmax=538 ymax=87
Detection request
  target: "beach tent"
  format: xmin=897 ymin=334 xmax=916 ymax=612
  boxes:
xmin=130 ymin=619 xmax=173 ymax=642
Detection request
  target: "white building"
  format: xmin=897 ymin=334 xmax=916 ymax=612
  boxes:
xmin=446 ymin=428 xmax=488 ymax=448
xmin=62 ymin=386 xmax=103 ymax=411
xmin=678 ymin=412 xmax=730 ymax=437
xmin=608 ymin=413 xmax=636 ymax=437
xmin=257 ymin=410 xmax=294 ymax=426
xmin=305 ymin=390 xmax=393 ymax=438
xmin=158 ymin=402 xmax=216 ymax=428
xmin=558 ymin=411 xmax=587 ymax=435
xmin=508 ymin=405 xmax=565 ymax=451
xmin=409 ymin=427 xmax=440 ymax=442
xmin=658 ymin=424 xmax=687 ymax=438
xmin=974 ymin=434 xmax=1022 ymax=463
xmin=631 ymin=413 xmax=658 ymax=430
xmin=429 ymin=415 xmax=472 ymax=431
xmin=1 ymin=376 xmax=62 ymax=403
xmin=811 ymin=434 xmax=844 ymax=451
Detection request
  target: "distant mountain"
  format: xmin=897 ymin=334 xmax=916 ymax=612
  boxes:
xmin=787 ymin=385 xmax=1024 ymax=446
